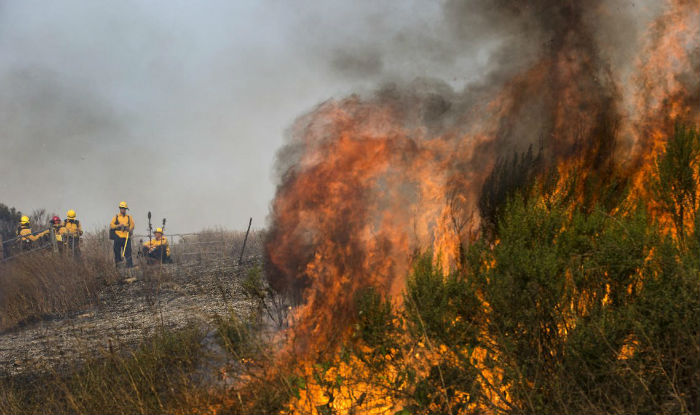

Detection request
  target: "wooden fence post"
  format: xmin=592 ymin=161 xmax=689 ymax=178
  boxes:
xmin=238 ymin=217 xmax=252 ymax=265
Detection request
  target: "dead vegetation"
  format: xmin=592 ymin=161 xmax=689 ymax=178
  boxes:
xmin=0 ymin=225 xmax=274 ymax=414
xmin=0 ymin=246 xmax=118 ymax=332
xmin=170 ymin=227 xmax=265 ymax=265
xmin=0 ymin=326 xmax=220 ymax=414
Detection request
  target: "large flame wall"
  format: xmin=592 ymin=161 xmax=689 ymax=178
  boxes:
xmin=265 ymin=0 xmax=699 ymax=352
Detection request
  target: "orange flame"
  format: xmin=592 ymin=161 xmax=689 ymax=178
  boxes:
xmin=260 ymin=1 xmax=699 ymax=413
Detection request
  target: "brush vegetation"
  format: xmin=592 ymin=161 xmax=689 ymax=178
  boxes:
xmin=0 ymin=240 xmax=118 ymax=331
xmin=258 ymin=124 xmax=700 ymax=414
xmin=0 ymin=226 xmax=267 ymax=414
xmin=0 ymin=326 xmax=223 ymax=414
xmin=1 ymin=126 xmax=698 ymax=414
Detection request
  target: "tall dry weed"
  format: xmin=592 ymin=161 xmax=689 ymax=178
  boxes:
xmin=0 ymin=243 xmax=118 ymax=331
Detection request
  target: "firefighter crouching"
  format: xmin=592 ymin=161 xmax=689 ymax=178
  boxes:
xmin=142 ymin=227 xmax=172 ymax=264
xmin=63 ymin=209 xmax=83 ymax=257
xmin=110 ymin=201 xmax=134 ymax=267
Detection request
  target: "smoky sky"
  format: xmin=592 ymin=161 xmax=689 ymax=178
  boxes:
xmin=0 ymin=0 xmax=658 ymax=233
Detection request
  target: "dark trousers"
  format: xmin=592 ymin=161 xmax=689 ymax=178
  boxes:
xmin=65 ymin=235 xmax=81 ymax=259
xmin=145 ymin=246 xmax=171 ymax=264
xmin=113 ymin=237 xmax=133 ymax=267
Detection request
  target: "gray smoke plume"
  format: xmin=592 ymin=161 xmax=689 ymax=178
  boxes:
xmin=265 ymin=0 xmax=699 ymax=348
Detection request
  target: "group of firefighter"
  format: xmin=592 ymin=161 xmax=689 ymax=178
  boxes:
xmin=16 ymin=210 xmax=83 ymax=257
xmin=14 ymin=201 xmax=171 ymax=266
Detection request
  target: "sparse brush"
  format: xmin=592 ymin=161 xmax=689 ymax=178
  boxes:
xmin=0 ymin=251 xmax=118 ymax=331
xmin=171 ymin=227 xmax=265 ymax=266
xmin=215 ymin=313 xmax=257 ymax=359
xmin=242 ymin=265 xmax=290 ymax=329
xmin=0 ymin=223 xmax=277 ymax=414
xmin=0 ymin=326 xmax=221 ymax=414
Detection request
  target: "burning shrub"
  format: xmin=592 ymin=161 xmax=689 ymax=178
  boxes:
xmin=478 ymin=145 xmax=543 ymax=234
xmin=651 ymin=124 xmax=700 ymax=245
xmin=269 ymin=127 xmax=699 ymax=413
xmin=353 ymin=287 xmax=396 ymax=351
xmin=404 ymin=254 xmax=480 ymax=351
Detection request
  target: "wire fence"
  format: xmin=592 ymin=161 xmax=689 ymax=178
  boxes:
xmin=1 ymin=227 xmax=266 ymax=267
xmin=1 ymin=229 xmax=84 ymax=264
xmin=1 ymin=228 xmax=53 ymax=263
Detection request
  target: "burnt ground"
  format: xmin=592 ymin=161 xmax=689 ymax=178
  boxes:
xmin=0 ymin=256 xmax=260 ymax=378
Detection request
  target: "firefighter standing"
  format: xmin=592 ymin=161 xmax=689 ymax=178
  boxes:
xmin=63 ymin=210 xmax=83 ymax=257
xmin=50 ymin=216 xmax=64 ymax=253
xmin=17 ymin=216 xmax=36 ymax=250
xmin=16 ymin=216 xmax=49 ymax=250
xmin=142 ymin=227 xmax=171 ymax=264
xmin=110 ymin=201 xmax=134 ymax=267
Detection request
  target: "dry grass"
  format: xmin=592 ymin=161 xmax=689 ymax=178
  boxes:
xmin=0 ymin=225 xmax=264 ymax=333
xmin=0 ymin=227 xmax=287 ymax=414
xmin=0 ymin=234 xmax=118 ymax=332
xmin=171 ymin=228 xmax=265 ymax=265
xmin=0 ymin=281 xmax=289 ymax=414
xmin=0 ymin=326 xmax=224 ymax=414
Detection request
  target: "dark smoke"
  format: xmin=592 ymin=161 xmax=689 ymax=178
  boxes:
xmin=330 ymin=48 xmax=384 ymax=78
xmin=266 ymin=0 xmax=699 ymax=349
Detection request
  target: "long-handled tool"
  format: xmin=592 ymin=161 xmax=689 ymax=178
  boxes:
xmin=141 ymin=211 xmax=152 ymax=260
xmin=147 ymin=211 xmax=152 ymax=245
xmin=160 ymin=218 xmax=166 ymax=263
xmin=122 ymin=218 xmax=130 ymax=259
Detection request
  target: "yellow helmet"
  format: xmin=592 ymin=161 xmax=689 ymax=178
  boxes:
xmin=155 ymin=227 xmax=163 ymax=233
xmin=67 ymin=209 xmax=76 ymax=219
xmin=118 ymin=201 xmax=129 ymax=209
xmin=20 ymin=215 xmax=30 ymax=225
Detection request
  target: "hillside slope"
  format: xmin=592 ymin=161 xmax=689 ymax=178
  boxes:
xmin=0 ymin=256 xmax=259 ymax=377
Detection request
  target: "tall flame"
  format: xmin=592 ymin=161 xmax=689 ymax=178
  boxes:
xmin=263 ymin=0 xmax=698 ymax=411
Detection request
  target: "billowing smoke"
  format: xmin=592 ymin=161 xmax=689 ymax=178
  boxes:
xmin=266 ymin=0 xmax=699 ymax=351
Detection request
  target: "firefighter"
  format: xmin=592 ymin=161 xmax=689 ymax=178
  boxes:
xmin=142 ymin=227 xmax=171 ymax=264
xmin=110 ymin=201 xmax=135 ymax=267
xmin=50 ymin=216 xmax=63 ymax=233
xmin=16 ymin=216 xmax=48 ymax=250
xmin=16 ymin=216 xmax=35 ymax=250
xmin=50 ymin=215 xmax=64 ymax=253
xmin=63 ymin=209 xmax=83 ymax=257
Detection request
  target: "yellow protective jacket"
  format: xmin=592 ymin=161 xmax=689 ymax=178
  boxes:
xmin=17 ymin=225 xmax=36 ymax=242
xmin=17 ymin=225 xmax=48 ymax=242
xmin=110 ymin=214 xmax=134 ymax=239
xmin=53 ymin=224 xmax=65 ymax=242
xmin=63 ymin=219 xmax=83 ymax=236
xmin=143 ymin=237 xmax=170 ymax=257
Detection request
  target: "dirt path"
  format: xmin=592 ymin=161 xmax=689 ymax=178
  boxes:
xmin=0 ymin=256 xmax=259 ymax=377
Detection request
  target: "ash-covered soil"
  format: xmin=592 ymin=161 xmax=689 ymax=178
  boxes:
xmin=0 ymin=256 xmax=260 ymax=377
